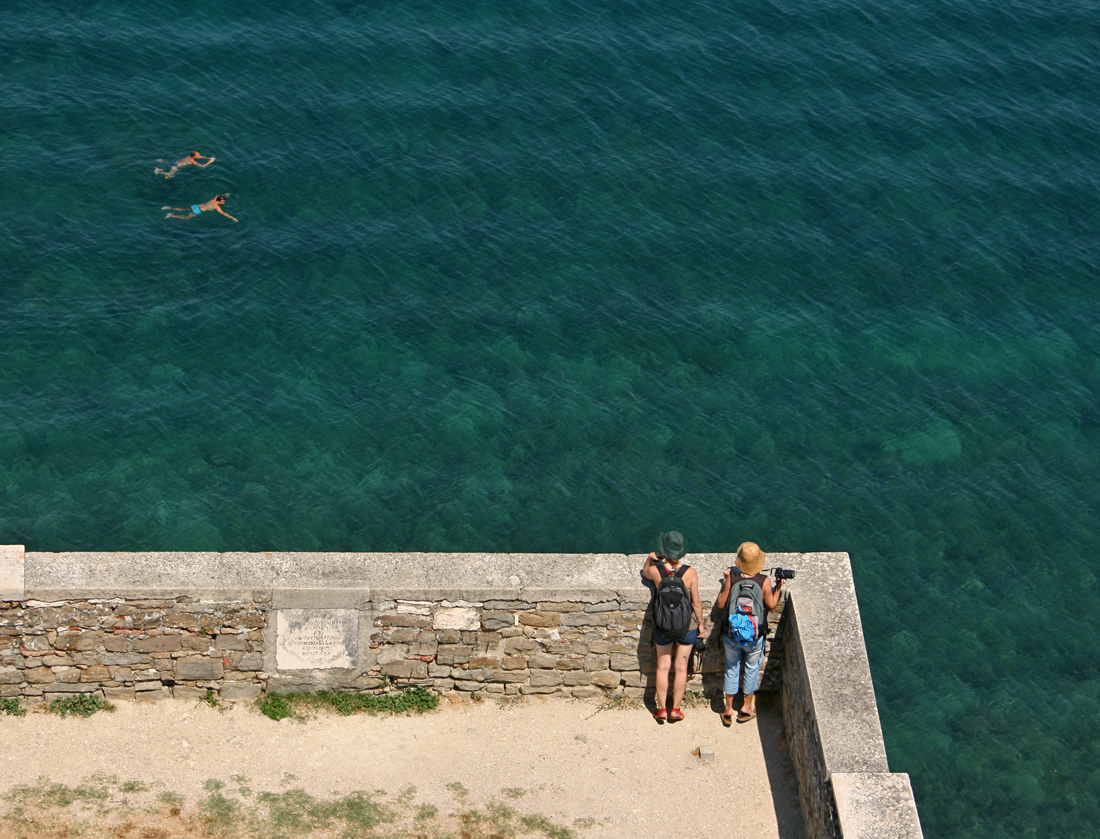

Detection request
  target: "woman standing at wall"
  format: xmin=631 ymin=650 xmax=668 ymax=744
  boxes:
xmin=642 ymin=531 xmax=705 ymax=722
xmin=716 ymin=541 xmax=784 ymax=725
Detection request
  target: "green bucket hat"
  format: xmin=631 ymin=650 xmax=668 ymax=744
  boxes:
xmin=657 ymin=530 xmax=686 ymax=561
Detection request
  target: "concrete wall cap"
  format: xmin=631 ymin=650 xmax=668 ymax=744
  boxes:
xmin=1 ymin=545 xmax=25 ymax=601
xmin=831 ymin=773 xmax=924 ymax=839
xmin=24 ymin=551 xmax=793 ymax=601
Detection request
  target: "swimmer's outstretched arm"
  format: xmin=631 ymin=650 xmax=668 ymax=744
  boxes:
xmin=197 ymin=156 xmax=216 ymax=168
xmin=215 ymin=206 xmax=238 ymax=222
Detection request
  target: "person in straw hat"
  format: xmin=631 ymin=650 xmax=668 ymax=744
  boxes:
xmin=642 ymin=530 xmax=705 ymax=723
xmin=716 ymin=541 xmax=785 ymax=724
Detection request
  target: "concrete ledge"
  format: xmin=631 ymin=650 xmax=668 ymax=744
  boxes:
xmin=832 ymin=773 xmax=923 ymax=839
xmin=778 ymin=553 xmax=923 ymax=839
xmin=0 ymin=545 xmax=24 ymax=601
xmin=793 ymin=555 xmax=888 ymax=773
xmin=26 ymin=551 xmax=734 ymax=602
xmin=271 ymin=588 xmax=372 ymax=610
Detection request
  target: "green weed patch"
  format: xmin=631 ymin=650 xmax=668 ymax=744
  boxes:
xmin=45 ymin=693 xmax=115 ymax=718
xmin=256 ymin=686 xmax=438 ymax=720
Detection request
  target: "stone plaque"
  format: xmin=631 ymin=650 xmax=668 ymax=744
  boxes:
xmin=276 ymin=609 xmax=357 ymax=670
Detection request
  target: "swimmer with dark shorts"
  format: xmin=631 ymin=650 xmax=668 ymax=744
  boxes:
xmin=155 ymin=150 xmax=216 ymax=178
xmin=163 ymin=194 xmax=238 ymax=222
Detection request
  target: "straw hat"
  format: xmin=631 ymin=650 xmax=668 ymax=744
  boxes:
xmin=735 ymin=541 xmax=766 ymax=575
xmin=657 ymin=531 xmax=686 ymax=561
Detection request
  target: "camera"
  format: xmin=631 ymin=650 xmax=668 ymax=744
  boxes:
xmin=692 ymin=635 xmax=707 ymax=652
xmin=774 ymin=567 xmax=796 ymax=581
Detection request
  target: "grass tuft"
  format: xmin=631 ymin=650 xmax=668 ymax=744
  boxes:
xmin=156 ymin=791 xmax=184 ymax=816
xmin=521 ymin=812 xmax=576 ymax=838
xmin=0 ymin=698 xmax=25 ymax=716
xmin=46 ymin=693 xmax=115 ymax=718
xmin=6 ymin=776 xmax=113 ymax=809
xmin=256 ymin=694 xmax=297 ymax=721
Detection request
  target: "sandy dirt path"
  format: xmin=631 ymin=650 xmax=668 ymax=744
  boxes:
xmin=0 ymin=695 xmax=804 ymax=838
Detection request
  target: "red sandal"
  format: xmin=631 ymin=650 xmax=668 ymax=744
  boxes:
xmin=668 ymin=708 xmax=684 ymax=722
xmin=653 ymin=708 xmax=668 ymax=723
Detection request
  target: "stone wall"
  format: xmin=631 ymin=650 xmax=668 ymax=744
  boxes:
xmin=774 ymin=553 xmax=924 ymax=839
xmin=0 ymin=550 xmax=782 ymax=702
xmin=0 ymin=588 xmax=772 ymax=702
xmin=0 ymin=546 xmax=920 ymax=838
xmin=0 ymin=597 xmax=265 ymax=702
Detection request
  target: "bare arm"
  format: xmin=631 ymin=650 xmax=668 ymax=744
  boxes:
xmin=716 ymin=566 xmax=732 ymax=609
xmin=215 ymin=206 xmax=238 ymax=222
xmin=198 ymin=157 xmax=215 ymax=167
xmin=641 ymin=552 xmax=663 ymax=586
xmin=763 ymin=577 xmax=783 ymax=611
xmin=685 ymin=567 xmax=704 ymax=631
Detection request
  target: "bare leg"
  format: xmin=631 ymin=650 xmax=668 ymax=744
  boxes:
xmin=670 ymin=642 xmax=692 ymax=711
xmin=740 ymin=692 xmax=756 ymax=718
xmin=653 ymin=642 xmax=673 ymax=711
xmin=164 ymin=211 xmax=196 ymax=219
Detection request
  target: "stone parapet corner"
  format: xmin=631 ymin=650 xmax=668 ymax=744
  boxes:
xmin=831 ymin=773 xmax=924 ymax=839
xmin=0 ymin=545 xmax=25 ymax=601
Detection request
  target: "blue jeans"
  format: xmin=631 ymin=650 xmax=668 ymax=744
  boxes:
xmin=722 ymin=634 xmax=765 ymax=695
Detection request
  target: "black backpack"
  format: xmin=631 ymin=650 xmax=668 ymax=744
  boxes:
xmin=653 ymin=565 xmax=692 ymax=640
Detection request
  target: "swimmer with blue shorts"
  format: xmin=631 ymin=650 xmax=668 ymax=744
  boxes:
xmin=155 ymin=150 xmax=216 ymax=178
xmin=163 ymin=194 xmax=238 ymax=222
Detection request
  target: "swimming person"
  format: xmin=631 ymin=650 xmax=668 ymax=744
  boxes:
xmin=163 ymin=194 xmax=238 ymax=222
xmin=155 ymin=150 xmax=216 ymax=178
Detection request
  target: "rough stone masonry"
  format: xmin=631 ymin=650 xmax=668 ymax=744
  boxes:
xmin=0 ymin=598 xmax=266 ymax=703
xmin=0 ymin=549 xmax=787 ymax=702
xmin=0 ymin=592 xmax=781 ymax=702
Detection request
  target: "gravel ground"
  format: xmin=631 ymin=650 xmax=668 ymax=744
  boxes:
xmin=0 ymin=694 xmax=804 ymax=838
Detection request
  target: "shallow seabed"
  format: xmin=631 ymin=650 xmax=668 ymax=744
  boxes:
xmin=1 ymin=2 xmax=1098 ymax=836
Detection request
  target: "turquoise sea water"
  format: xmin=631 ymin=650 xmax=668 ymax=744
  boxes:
xmin=2 ymin=1 xmax=1099 ymax=835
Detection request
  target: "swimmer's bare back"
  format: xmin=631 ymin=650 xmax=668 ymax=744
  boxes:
xmin=163 ymin=194 xmax=237 ymax=222
xmin=154 ymin=150 xmax=216 ymax=179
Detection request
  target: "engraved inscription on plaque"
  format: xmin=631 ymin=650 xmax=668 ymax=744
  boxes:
xmin=276 ymin=609 xmax=357 ymax=670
